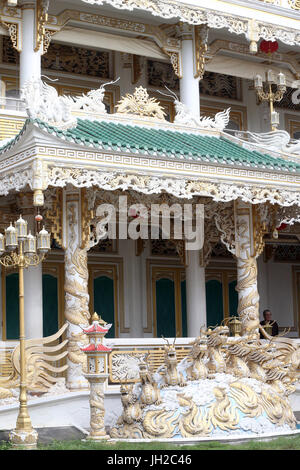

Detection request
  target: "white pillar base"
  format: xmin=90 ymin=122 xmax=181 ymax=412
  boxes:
xmin=185 ymin=251 xmax=207 ymax=336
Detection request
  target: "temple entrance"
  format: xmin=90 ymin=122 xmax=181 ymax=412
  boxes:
xmin=152 ymin=266 xmax=187 ymax=337
xmin=205 ymin=267 xmax=238 ymax=327
xmin=88 ymin=263 xmax=121 ymax=338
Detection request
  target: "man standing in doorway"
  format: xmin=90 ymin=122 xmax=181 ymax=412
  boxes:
xmin=260 ymin=309 xmax=279 ymax=338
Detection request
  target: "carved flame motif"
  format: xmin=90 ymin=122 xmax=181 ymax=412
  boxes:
xmin=208 ymin=387 xmax=239 ymax=431
xmin=178 ymin=394 xmax=212 ymax=437
xmin=229 ymin=382 xmax=262 ymax=418
xmin=116 ymin=86 xmax=166 ymax=121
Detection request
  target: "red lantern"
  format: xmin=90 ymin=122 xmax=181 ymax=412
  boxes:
xmin=260 ymin=40 xmax=279 ymax=54
xmin=277 ymin=223 xmax=287 ymax=231
xmin=35 ymin=214 xmax=43 ymax=222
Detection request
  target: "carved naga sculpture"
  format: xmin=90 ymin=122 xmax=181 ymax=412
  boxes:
xmin=186 ymin=327 xmax=209 ymax=381
xmin=206 ymin=325 xmax=229 ymax=375
xmin=138 ymin=355 xmax=162 ymax=407
xmin=157 ymin=87 xmax=230 ymax=131
xmin=161 ymin=337 xmax=186 ymax=388
xmin=117 ymin=380 xmax=142 ymax=425
xmin=225 ymin=339 xmax=251 ymax=378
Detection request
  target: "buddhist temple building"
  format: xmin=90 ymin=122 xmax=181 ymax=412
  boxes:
xmin=0 ymin=0 xmax=300 ymax=394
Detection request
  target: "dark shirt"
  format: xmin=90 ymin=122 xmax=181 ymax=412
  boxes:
xmin=260 ymin=320 xmax=279 ymax=338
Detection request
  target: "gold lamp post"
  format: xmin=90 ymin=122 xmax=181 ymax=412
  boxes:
xmin=0 ymin=216 xmax=51 ymax=448
xmin=254 ymin=70 xmax=287 ymax=131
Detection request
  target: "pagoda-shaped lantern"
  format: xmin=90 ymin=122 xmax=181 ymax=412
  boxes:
xmin=229 ymin=316 xmax=242 ymax=337
xmin=81 ymin=312 xmax=112 ymax=441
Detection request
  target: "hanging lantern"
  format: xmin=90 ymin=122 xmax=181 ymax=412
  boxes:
xmin=35 ymin=213 xmax=43 ymax=223
xmin=260 ymin=40 xmax=279 ymax=55
xmin=37 ymin=226 xmax=51 ymax=253
xmin=15 ymin=215 xmax=28 ymax=241
xmin=5 ymin=222 xmax=18 ymax=251
xmin=24 ymin=232 xmax=37 ymax=256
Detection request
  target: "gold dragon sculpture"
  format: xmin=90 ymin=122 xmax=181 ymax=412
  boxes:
xmin=111 ymin=324 xmax=300 ymax=439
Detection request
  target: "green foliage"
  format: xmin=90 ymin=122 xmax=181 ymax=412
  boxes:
xmin=1 ymin=435 xmax=300 ymax=450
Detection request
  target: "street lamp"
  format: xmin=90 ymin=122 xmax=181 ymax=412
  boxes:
xmin=254 ymin=70 xmax=287 ymax=131
xmin=0 ymin=215 xmax=51 ymax=448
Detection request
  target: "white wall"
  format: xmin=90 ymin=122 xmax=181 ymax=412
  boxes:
xmin=258 ymin=257 xmax=298 ymax=337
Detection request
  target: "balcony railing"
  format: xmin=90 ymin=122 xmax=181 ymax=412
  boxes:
xmin=0 ymin=97 xmax=26 ymax=113
xmin=257 ymin=0 xmax=300 ymax=9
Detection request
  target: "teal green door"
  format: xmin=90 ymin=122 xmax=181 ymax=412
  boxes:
xmin=181 ymin=279 xmax=187 ymax=337
xmin=93 ymin=275 xmax=115 ymax=338
xmin=42 ymin=274 xmax=59 ymax=337
xmin=5 ymin=273 xmax=19 ymax=339
xmin=205 ymin=273 xmax=238 ymax=327
xmin=155 ymin=269 xmax=187 ymax=338
xmin=156 ymin=278 xmax=176 ymax=338
xmin=206 ymin=279 xmax=223 ymax=327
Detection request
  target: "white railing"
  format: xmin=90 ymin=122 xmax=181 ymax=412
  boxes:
xmin=105 ymin=337 xmax=193 ymax=385
xmin=257 ymin=0 xmax=300 ymax=10
xmin=0 ymin=97 xmax=26 ymax=113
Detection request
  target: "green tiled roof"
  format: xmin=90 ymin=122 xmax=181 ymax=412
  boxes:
xmin=2 ymin=118 xmax=300 ymax=173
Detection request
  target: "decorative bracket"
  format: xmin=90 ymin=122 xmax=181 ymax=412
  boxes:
xmin=163 ymin=48 xmax=182 ymax=79
xmin=193 ymin=24 xmax=209 ymax=80
xmin=35 ymin=0 xmax=49 ymax=53
xmin=0 ymin=4 xmax=21 ymax=52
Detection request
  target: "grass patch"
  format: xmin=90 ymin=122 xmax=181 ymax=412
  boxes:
xmin=1 ymin=434 xmax=300 ymax=450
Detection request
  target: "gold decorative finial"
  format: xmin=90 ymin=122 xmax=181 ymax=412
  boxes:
xmin=115 ymin=86 xmax=166 ymax=121
xmin=92 ymin=312 xmax=99 ymax=322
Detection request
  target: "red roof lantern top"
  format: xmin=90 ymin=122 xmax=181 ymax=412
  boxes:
xmin=83 ymin=323 xmax=111 ymax=334
xmin=260 ymin=40 xmax=279 ymax=55
xmin=82 ymin=312 xmax=112 ymax=335
xmin=81 ymin=343 xmax=112 ymax=353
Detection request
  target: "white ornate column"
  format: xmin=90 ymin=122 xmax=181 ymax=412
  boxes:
xmin=215 ymin=201 xmax=265 ymax=336
xmin=178 ymin=24 xmax=208 ymax=117
xmin=19 ymin=1 xmax=45 ymax=89
xmin=63 ymin=188 xmax=91 ymax=390
xmin=185 ymin=249 xmax=207 ymax=336
xmin=235 ymin=201 xmax=261 ymax=336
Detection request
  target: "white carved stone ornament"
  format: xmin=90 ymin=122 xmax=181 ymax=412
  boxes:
xmin=47 ymin=168 xmax=300 ymax=207
xmin=82 ymin=0 xmax=300 ymax=46
xmin=158 ymin=87 xmax=230 ymax=131
xmin=248 ymin=130 xmax=300 ymax=156
xmin=21 ymin=78 xmax=76 ymax=129
xmin=64 ymin=78 xmax=120 ymax=115
xmin=21 ymin=77 xmax=119 ymax=129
